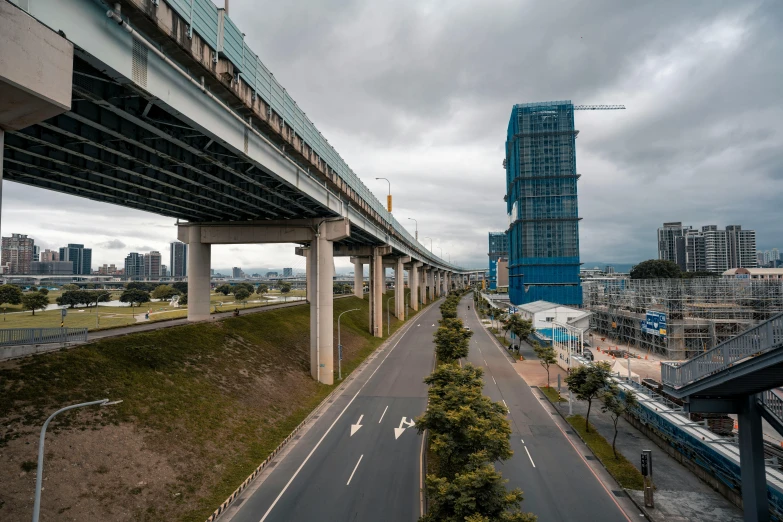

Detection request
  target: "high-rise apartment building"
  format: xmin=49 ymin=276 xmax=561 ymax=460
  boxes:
xmin=59 ymin=244 xmax=92 ymax=275
xmin=98 ymin=264 xmax=118 ymax=275
xmin=124 ymin=252 xmax=144 ymax=279
xmin=169 ymin=241 xmax=188 ymax=278
xmin=702 ymin=225 xmax=728 ymax=272
xmin=1 ymin=233 xmax=36 ymax=274
xmin=487 ymin=232 xmax=508 ymax=291
xmin=726 ymin=225 xmax=757 ymax=269
xmin=144 ymin=251 xmax=162 ymax=278
xmin=658 ymin=223 xmax=757 ymax=272
xmin=505 ymin=101 xmax=582 ymax=305
xmin=33 ymin=246 xmax=40 ymax=262
xmin=40 ymin=249 xmax=59 ymax=262
xmin=283 ymin=267 xmax=293 ymax=277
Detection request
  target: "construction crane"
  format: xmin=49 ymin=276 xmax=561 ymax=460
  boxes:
xmin=573 ymin=105 xmax=626 ymax=110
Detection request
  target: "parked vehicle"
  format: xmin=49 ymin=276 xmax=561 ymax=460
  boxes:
xmin=582 ymin=348 xmax=594 ymax=361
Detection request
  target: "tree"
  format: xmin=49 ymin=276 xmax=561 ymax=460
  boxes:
xmin=422 ymin=452 xmax=536 ymax=522
xmin=279 ymin=282 xmax=292 ymax=294
xmin=171 ymin=282 xmax=189 ymax=294
xmin=179 ymin=293 xmax=188 ymax=306
xmin=505 ymin=314 xmax=534 ymax=342
xmin=234 ymin=288 xmax=251 ymax=302
xmin=0 ymin=284 xmax=23 ymax=306
xmin=38 ymin=288 xmax=49 ymax=296
xmin=57 ymin=290 xmax=89 ymax=309
xmin=257 ymin=284 xmax=269 ymax=294
xmin=235 ymin=282 xmax=255 ymax=294
xmin=21 ymin=292 xmax=49 ymax=315
xmin=601 ymin=385 xmax=638 ymax=458
xmin=120 ymin=289 xmax=151 ymax=307
xmin=532 ymin=342 xmax=557 ymax=388
xmin=28 ymin=286 xmax=38 ymax=292
xmin=61 ymin=284 xmax=79 ymax=292
xmin=565 ymin=362 xmax=612 ymax=433
xmin=629 ymin=259 xmax=681 ymax=280
xmin=126 ymin=281 xmax=157 ymax=292
xmin=215 ymin=284 xmax=232 ymax=296
xmin=434 ymin=323 xmax=472 ymax=363
xmin=151 ymin=285 xmax=179 ymax=300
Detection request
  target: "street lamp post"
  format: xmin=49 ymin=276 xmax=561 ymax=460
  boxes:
xmin=437 ymin=246 xmax=442 ymax=258
xmin=424 ymin=236 xmax=433 ymax=252
xmin=95 ymin=291 xmax=111 ymax=327
xmin=407 ymin=217 xmax=418 ymax=241
xmin=387 ymin=296 xmax=394 ymax=336
xmin=337 ymin=308 xmax=360 ymax=380
xmin=376 ymin=177 xmax=392 ymax=213
xmin=33 ymin=398 xmax=122 ymax=522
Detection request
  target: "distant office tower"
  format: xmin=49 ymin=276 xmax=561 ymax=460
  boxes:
xmin=701 ymin=225 xmax=728 ymax=273
xmin=124 ymin=252 xmax=144 ymax=279
xmin=40 ymin=249 xmax=59 ymax=262
xmin=657 ymin=222 xmax=690 ymax=270
xmin=505 ymin=101 xmax=582 ymax=306
xmin=265 ymin=271 xmax=278 ymax=278
xmin=487 ymin=232 xmax=508 ymax=291
xmin=773 ymin=248 xmax=780 ymax=261
xmin=1 ymin=233 xmax=36 ymax=274
xmin=144 ymin=251 xmax=162 ymax=277
xmin=59 ymin=244 xmax=92 ymax=275
xmin=726 ymin=225 xmax=757 ymax=268
xmin=98 ymin=264 xmax=118 ymax=275
xmin=283 ymin=267 xmax=293 ymax=277
xmin=605 ymin=265 xmax=616 ymax=274
xmin=232 ymin=267 xmax=243 ymax=278
xmin=170 ymin=241 xmax=188 ymax=278
xmin=161 ymin=264 xmax=169 ymax=277
xmin=757 ymin=251 xmax=767 ymax=267
xmin=33 ymin=246 xmax=40 ymax=262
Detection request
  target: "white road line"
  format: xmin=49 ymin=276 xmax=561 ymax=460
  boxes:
xmin=492 ymin=376 xmax=497 ymax=385
xmin=483 ymin=358 xmax=488 ymax=365
xmin=258 ymin=318 xmax=415 ymax=521
xmin=524 ymin=446 xmax=536 ymax=468
xmin=346 ymin=455 xmax=364 ymax=485
xmin=502 ymin=399 xmax=508 ymax=408
xmin=379 ymin=405 xmax=389 ymax=424
xmin=521 ymin=439 xmax=524 ymax=444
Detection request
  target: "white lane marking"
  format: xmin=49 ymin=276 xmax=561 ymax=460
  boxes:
xmin=346 ymin=455 xmax=364 ymax=485
xmin=502 ymin=399 xmax=508 ymax=408
xmin=483 ymin=358 xmax=488 ymax=365
xmin=258 ymin=319 xmax=414 ymax=521
xmin=350 ymin=415 xmax=364 ymax=436
xmin=521 ymin=439 xmax=524 ymax=444
xmin=492 ymin=376 xmax=497 ymax=385
xmin=379 ymin=405 xmax=389 ymax=424
xmin=524 ymin=446 xmax=536 ymax=468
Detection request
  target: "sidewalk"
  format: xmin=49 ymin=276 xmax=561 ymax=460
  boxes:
xmin=513 ymin=338 xmax=743 ymax=522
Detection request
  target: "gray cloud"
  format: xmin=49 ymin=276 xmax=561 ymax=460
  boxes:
xmin=99 ymin=239 xmax=127 ymax=250
xmin=2 ymin=0 xmax=781 ymax=270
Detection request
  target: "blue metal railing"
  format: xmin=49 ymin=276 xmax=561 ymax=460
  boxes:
xmin=0 ymin=328 xmax=88 ymax=347
xmin=661 ymin=313 xmax=783 ymax=389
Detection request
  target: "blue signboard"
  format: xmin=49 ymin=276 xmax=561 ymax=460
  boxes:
xmin=641 ymin=311 xmax=667 ymax=336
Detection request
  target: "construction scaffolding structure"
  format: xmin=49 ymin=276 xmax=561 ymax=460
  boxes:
xmin=584 ymin=278 xmax=783 ymax=359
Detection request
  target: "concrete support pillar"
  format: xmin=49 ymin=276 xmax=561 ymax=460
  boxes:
xmin=738 ymin=394 xmax=770 ymax=522
xmin=303 ymin=247 xmax=312 ymax=302
xmin=0 ymin=130 xmax=3 ymax=235
xmin=395 ymin=257 xmax=404 ymax=319
xmin=409 ymin=263 xmax=420 ymax=311
xmin=421 ymin=267 xmax=428 ymax=306
xmin=353 ymin=259 xmax=363 ymax=298
xmin=186 ymin=226 xmax=211 ymax=321
xmin=309 ymin=223 xmax=336 ymax=384
xmin=372 ymin=247 xmax=384 ymax=337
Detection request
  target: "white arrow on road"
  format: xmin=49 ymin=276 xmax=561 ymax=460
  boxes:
xmin=394 ymin=417 xmax=415 ymax=439
xmin=350 ymin=415 xmax=364 ymax=436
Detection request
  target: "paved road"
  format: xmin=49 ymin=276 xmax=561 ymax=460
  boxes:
xmin=459 ymin=295 xmax=635 ymax=522
xmin=225 ymin=299 xmax=442 ymax=522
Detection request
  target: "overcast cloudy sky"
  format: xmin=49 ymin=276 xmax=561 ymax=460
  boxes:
xmin=3 ymin=0 xmax=781 ymax=272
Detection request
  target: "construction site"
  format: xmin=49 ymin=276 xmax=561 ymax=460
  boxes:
xmin=583 ymin=277 xmax=783 ymax=359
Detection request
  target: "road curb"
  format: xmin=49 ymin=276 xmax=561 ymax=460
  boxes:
xmin=208 ymin=299 xmax=438 ymax=522
xmin=536 ymin=386 xmax=654 ymax=520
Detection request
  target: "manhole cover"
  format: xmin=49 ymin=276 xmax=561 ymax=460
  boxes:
xmin=584 ymin=455 xmax=595 ymax=460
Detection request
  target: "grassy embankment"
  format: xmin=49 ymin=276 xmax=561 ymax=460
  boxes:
xmin=0 ymin=290 xmax=416 ymax=522
xmin=0 ymin=289 xmax=307 ymax=331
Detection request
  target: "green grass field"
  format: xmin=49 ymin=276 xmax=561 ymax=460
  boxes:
xmin=0 ymin=289 xmax=308 ymax=331
xmin=0 ymin=290 xmax=419 ymax=521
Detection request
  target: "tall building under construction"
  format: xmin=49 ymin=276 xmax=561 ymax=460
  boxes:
xmin=505 ymin=101 xmax=582 ymax=306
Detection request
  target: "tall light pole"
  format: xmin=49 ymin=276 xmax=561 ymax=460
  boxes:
xmin=33 ymin=398 xmax=122 ymax=522
xmin=437 ymin=246 xmax=442 ymax=258
xmin=376 ymin=177 xmax=392 ymax=212
xmin=337 ymin=308 xmax=360 ymax=380
xmin=424 ymin=236 xmax=433 ymax=252
xmin=407 ymin=217 xmax=418 ymax=241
